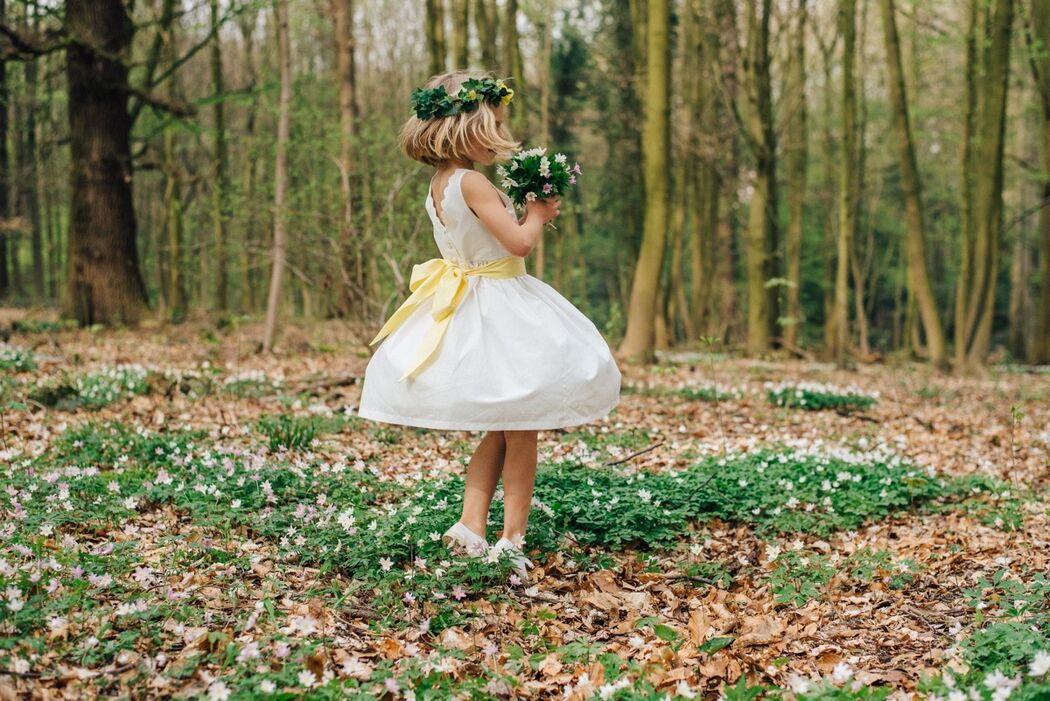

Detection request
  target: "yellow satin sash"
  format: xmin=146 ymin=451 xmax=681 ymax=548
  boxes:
xmin=369 ymin=255 xmax=527 ymax=381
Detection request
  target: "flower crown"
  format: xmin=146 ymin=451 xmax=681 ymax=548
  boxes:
xmin=410 ymin=77 xmax=514 ymax=121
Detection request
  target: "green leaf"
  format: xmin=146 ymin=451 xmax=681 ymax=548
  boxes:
xmin=653 ymin=623 xmax=678 ymax=641
xmin=698 ymin=636 xmax=734 ymax=654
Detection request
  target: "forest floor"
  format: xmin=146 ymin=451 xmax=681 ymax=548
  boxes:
xmin=0 ymin=312 xmax=1048 ymax=700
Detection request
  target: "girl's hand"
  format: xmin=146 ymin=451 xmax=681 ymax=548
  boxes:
xmin=526 ymin=196 xmax=561 ymax=224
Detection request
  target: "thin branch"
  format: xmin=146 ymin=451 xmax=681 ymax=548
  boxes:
xmin=603 ymin=440 xmax=665 ymax=467
xmin=127 ymin=84 xmax=196 ymax=118
xmin=0 ymin=21 xmax=67 ymax=59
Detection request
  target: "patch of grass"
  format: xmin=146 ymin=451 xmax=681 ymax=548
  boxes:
xmin=675 ymin=384 xmax=744 ymax=402
xmin=559 ymin=426 xmax=654 ymax=454
xmin=9 ymin=319 xmax=77 ymax=334
xmin=765 ymin=381 xmax=878 ymax=412
xmin=257 ymin=414 xmax=319 ymax=452
xmin=221 ymin=369 xmax=283 ymax=398
xmin=919 ymin=569 xmax=1050 ymax=700
xmin=0 ymin=343 xmax=36 ymax=372
xmin=767 ymin=550 xmax=836 ymax=606
xmin=24 ymin=365 xmax=150 ymax=410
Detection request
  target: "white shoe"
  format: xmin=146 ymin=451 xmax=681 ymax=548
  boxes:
xmin=491 ymin=536 xmax=534 ymax=581
xmin=442 ymin=521 xmax=489 ymax=557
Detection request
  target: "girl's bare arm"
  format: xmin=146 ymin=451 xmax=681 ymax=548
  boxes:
xmin=460 ymin=170 xmax=559 ymax=257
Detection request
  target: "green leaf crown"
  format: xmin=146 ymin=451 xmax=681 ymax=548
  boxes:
xmin=410 ymin=77 xmax=514 ymax=121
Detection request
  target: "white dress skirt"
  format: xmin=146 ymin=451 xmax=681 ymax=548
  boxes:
xmin=356 ymin=167 xmax=621 ymax=431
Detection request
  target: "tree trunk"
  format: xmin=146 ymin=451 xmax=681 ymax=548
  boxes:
xmin=783 ymin=0 xmax=807 ymax=347
xmin=262 ymin=0 xmax=292 ymax=353
xmin=1025 ymin=0 xmax=1050 ymax=362
xmin=63 ymin=0 xmax=150 ymax=326
xmin=162 ymin=126 xmax=186 ymax=321
xmin=816 ymin=29 xmax=838 ymax=352
xmin=956 ymin=0 xmax=1015 ymax=369
xmin=426 ymin=0 xmax=447 ymax=75
xmin=880 ymin=0 xmax=948 ymax=367
xmin=0 ymin=0 xmax=7 ymax=298
xmin=504 ymin=0 xmax=526 ymax=135
xmin=475 ymin=0 xmax=497 ymax=69
xmin=955 ymin=0 xmax=978 ymax=364
xmin=707 ymin=0 xmax=739 ymax=343
xmin=740 ymin=0 xmax=778 ymax=355
xmin=332 ymin=0 xmax=360 ymax=318
xmin=210 ymin=0 xmax=229 ymax=313
xmin=828 ymin=0 xmax=857 ymax=367
xmin=668 ymin=165 xmax=690 ymax=344
xmin=618 ymin=0 xmax=670 ymax=363
xmin=533 ymin=0 xmax=552 ymax=281
xmin=20 ymin=6 xmax=42 ymax=299
xmin=450 ymin=0 xmax=469 ymax=67
xmin=239 ymin=12 xmax=259 ymax=313
xmin=161 ymin=1 xmax=186 ymax=322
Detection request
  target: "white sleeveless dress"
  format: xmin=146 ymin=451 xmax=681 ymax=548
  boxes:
xmin=356 ymin=167 xmax=621 ymax=431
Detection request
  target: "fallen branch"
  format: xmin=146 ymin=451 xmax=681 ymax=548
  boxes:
xmin=603 ymin=440 xmax=665 ymax=467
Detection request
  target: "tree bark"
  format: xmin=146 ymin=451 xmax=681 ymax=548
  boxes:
xmin=426 ymin=0 xmax=447 ymax=75
xmin=210 ymin=0 xmax=229 ymax=313
xmin=533 ymin=0 xmax=552 ymax=281
xmin=63 ymin=0 xmax=150 ymax=326
xmin=740 ymin=0 xmax=778 ymax=355
xmin=450 ymin=0 xmax=469 ymax=67
xmin=262 ymin=0 xmax=292 ymax=353
xmin=504 ymin=0 xmax=526 ymax=135
xmin=783 ymin=0 xmax=807 ymax=348
xmin=828 ymin=0 xmax=857 ymax=367
xmin=815 ymin=28 xmax=838 ymax=352
xmin=332 ymin=0 xmax=360 ymax=318
xmin=879 ymin=0 xmax=947 ymax=367
xmin=0 ymin=0 xmax=8 ymax=297
xmin=238 ymin=11 xmax=259 ymax=313
xmin=1025 ymin=0 xmax=1050 ymax=362
xmin=956 ymin=0 xmax=1015 ymax=369
xmin=475 ymin=0 xmax=497 ymax=69
xmin=618 ymin=0 xmax=670 ymax=363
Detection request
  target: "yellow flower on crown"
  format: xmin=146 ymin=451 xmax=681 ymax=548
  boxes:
xmin=466 ymin=89 xmax=478 ymax=101
xmin=501 ymin=88 xmax=515 ymax=105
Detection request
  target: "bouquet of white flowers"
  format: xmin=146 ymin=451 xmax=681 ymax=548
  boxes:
xmin=497 ymin=147 xmax=580 ymax=209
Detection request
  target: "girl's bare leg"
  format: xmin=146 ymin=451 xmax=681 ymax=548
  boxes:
xmin=501 ymin=429 xmax=538 ymax=544
xmin=459 ymin=430 xmax=506 ymax=538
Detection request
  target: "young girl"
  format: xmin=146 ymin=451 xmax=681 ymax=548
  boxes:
xmin=356 ymin=70 xmax=621 ymax=582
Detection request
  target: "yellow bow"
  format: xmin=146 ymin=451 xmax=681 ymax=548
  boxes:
xmin=369 ymin=255 xmax=527 ymax=381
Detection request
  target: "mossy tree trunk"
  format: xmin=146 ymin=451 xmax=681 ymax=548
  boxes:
xmin=880 ymin=0 xmax=947 ymax=367
xmin=618 ymin=0 xmax=670 ymax=363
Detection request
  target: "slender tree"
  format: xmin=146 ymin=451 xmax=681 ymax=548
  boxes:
xmin=1025 ymin=0 xmax=1050 ymax=362
xmin=0 ymin=0 xmax=9 ymax=297
xmin=161 ymin=0 xmax=186 ymax=321
xmin=828 ymin=0 xmax=858 ymax=367
xmin=475 ymin=0 xmax=497 ymax=68
xmin=20 ymin=5 xmax=41 ymax=299
xmin=783 ymin=0 xmax=807 ymax=348
xmin=332 ymin=0 xmax=360 ymax=317
xmin=880 ymin=0 xmax=947 ymax=367
xmin=210 ymin=0 xmax=229 ymax=312
xmin=534 ymin=0 xmax=553 ymax=280
xmin=451 ymin=0 xmax=469 ymax=67
xmin=739 ymin=0 xmax=778 ymax=354
xmin=504 ymin=0 xmax=526 ymax=134
xmin=426 ymin=0 xmax=447 ymax=75
xmin=262 ymin=0 xmax=292 ymax=353
xmin=618 ymin=0 xmax=670 ymax=362
xmin=955 ymin=0 xmax=1015 ymax=368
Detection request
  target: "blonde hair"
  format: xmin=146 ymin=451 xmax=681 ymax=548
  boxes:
xmin=399 ymin=70 xmax=520 ymax=167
